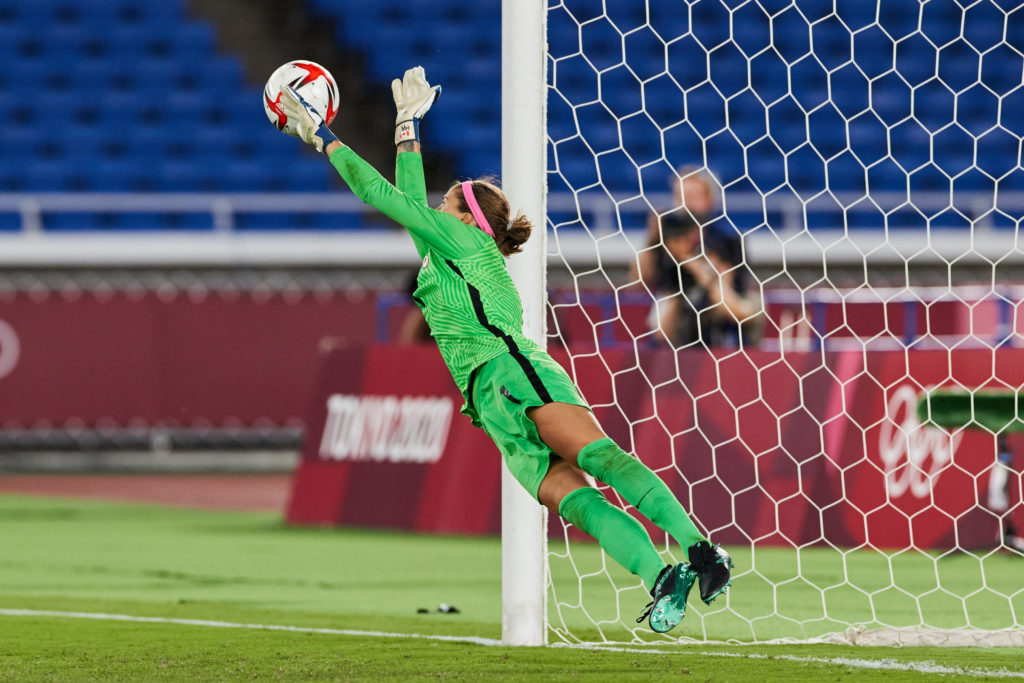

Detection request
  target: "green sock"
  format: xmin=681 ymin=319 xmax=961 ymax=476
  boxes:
xmin=577 ymin=437 xmax=707 ymax=549
xmin=558 ymin=486 xmax=666 ymax=589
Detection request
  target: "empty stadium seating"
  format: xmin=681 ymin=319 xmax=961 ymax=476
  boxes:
xmin=0 ymin=0 xmax=1019 ymax=233
xmin=310 ymin=0 xmax=1020 ymax=233
xmin=0 ymin=0 xmax=334 ymax=231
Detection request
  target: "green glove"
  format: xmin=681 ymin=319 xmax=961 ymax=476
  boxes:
xmin=278 ymin=85 xmax=340 ymax=154
xmin=391 ymin=66 xmax=442 ymax=145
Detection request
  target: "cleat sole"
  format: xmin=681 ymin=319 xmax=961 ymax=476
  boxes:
xmin=648 ymin=565 xmax=697 ymax=633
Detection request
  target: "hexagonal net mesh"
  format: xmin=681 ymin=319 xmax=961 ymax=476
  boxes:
xmin=542 ymin=0 xmax=1024 ymax=645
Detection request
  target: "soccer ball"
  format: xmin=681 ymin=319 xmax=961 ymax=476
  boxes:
xmin=263 ymin=60 xmax=340 ymax=136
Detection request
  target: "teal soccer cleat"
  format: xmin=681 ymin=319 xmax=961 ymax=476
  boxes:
xmin=637 ymin=563 xmax=698 ymax=633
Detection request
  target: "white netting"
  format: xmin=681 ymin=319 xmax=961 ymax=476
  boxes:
xmin=543 ymin=0 xmax=1024 ymax=644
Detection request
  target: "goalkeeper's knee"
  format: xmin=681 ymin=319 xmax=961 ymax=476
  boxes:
xmin=576 ymin=438 xmax=652 ymax=505
xmin=576 ymin=437 xmax=706 ymax=548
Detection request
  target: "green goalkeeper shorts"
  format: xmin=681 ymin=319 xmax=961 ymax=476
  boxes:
xmin=467 ymin=349 xmax=589 ymax=501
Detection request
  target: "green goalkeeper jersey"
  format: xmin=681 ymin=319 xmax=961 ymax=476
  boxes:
xmin=328 ymin=145 xmax=543 ymax=413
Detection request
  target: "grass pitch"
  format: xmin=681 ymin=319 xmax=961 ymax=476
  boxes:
xmin=1 ymin=493 xmax=1022 ymax=681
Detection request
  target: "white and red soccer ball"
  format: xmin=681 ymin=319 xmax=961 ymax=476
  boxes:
xmin=264 ymin=60 xmax=340 ymax=136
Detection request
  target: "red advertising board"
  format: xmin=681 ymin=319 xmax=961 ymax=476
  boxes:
xmin=2 ymin=288 xmax=1020 ymax=550
xmin=287 ymin=345 xmax=501 ymax=532
xmin=0 ymin=290 xmax=376 ymax=427
xmin=288 ymin=345 xmax=1024 ymax=550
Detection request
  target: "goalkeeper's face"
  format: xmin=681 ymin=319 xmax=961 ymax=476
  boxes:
xmin=437 ymin=188 xmax=472 ymax=224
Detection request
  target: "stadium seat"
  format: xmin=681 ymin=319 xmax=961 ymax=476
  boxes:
xmin=234 ymin=212 xmax=318 ymax=231
xmin=0 ymin=0 xmax=341 ymax=213
xmin=555 ymin=156 xmax=599 ymax=190
xmin=0 ymin=0 xmax=80 ymax=27
xmin=156 ymin=159 xmax=203 ymax=192
xmin=0 ymin=210 xmax=22 ymax=232
xmin=0 ymin=167 xmax=26 ymax=192
xmin=44 ymin=212 xmax=112 ymax=231
xmin=88 ymin=160 xmax=142 ymax=192
xmin=279 ymin=160 xmax=334 ymax=192
xmin=23 ymin=159 xmax=80 ymax=191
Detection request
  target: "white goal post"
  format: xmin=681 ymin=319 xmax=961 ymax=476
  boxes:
xmin=501 ymin=0 xmax=549 ymax=647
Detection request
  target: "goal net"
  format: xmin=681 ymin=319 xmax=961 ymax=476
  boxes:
xmin=536 ymin=0 xmax=1024 ymax=645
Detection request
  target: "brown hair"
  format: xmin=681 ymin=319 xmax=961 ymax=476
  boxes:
xmin=454 ymin=178 xmax=532 ymax=256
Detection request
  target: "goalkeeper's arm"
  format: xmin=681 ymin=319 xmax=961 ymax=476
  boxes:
xmin=277 ymin=85 xmax=342 ymax=155
xmin=393 ymin=67 xmax=434 ymax=205
xmin=277 ymin=64 xmax=440 ymax=166
xmin=278 ymin=79 xmax=479 ymax=257
xmin=395 ymin=140 xmax=429 ymax=257
xmin=392 ymin=66 xmax=441 ymax=148
xmin=276 ymin=87 xmax=435 ymax=236
xmin=392 ymin=68 xmax=438 ymax=254
xmin=327 ymin=146 xmax=486 ymax=259
xmin=394 ymin=66 xmax=439 ymax=208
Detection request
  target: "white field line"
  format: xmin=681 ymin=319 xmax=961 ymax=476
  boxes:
xmin=0 ymin=608 xmax=503 ymax=647
xmin=3 ymin=608 xmax=1023 ymax=680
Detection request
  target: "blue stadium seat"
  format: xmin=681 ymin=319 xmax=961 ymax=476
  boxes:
xmin=69 ymin=57 xmax=138 ymax=93
xmin=604 ymin=2 xmax=646 ymax=33
xmin=601 ymin=85 xmax=643 ymax=118
xmin=0 ymin=0 xmax=79 ymax=27
xmin=554 ymin=156 xmax=599 ymax=190
xmin=155 ymin=160 xmax=203 ymax=192
xmin=132 ymin=58 xmax=188 ymax=91
xmin=44 ymin=213 xmax=110 ymax=231
xmin=234 ymin=213 xmax=301 ymax=231
xmin=279 ymin=160 xmax=333 ymax=192
xmin=976 ymin=131 xmax=1020 ymax=179
xmin=728 ymin=117 xmax=767 ymax=147
xmin=0 ymin=211 xmax=22 ymax=232
xmin=952 ymin=169 xmax=994 ymax=192
xmin=0 ymin=26 xmax=23 ymax=65
xmin=868 ymin=160 xmax=907 ymax=191
xmin=788 ymin=155 xmax=826 ymax=193
xmin=23 ymin=159 xmax=77 ymax=191
xmin=0 ymin=0 xmax=310 ymax=223
xmin=732 ymin=21 xmax=771 ymax=56
xmin=89 ymin=160 xmax=142 ymax=192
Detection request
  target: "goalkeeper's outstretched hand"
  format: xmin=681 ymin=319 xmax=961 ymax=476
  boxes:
xmin=392 ymin=66 xmax=441 ymax=145
xmin=279 ymin=85 xmax=340 ymax=154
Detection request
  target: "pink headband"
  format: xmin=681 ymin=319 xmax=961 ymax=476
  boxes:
xmin=461 ymin=181 xmax=495 ymax=238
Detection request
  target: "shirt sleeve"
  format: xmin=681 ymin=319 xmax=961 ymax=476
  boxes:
xmin=396 ymin=151 xmax=428 ymax=205
xmin=394 ymin=151 xmax=431 ymax=256
xmin=329 ymin=145 xmax=488 ymax=260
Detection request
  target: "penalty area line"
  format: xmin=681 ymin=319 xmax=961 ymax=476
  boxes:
xmin=3 ymin=608 xmax=1023 ymax=679
xmin=0 ymin=608 xmax=503 ymax=647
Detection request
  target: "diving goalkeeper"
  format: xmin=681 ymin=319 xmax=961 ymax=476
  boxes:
xmin=277 ymin=66 xmax=732 ymax=633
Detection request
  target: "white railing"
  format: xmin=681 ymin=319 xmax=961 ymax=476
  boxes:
xmin=0 ymin=191 xmax=1019 ymax=268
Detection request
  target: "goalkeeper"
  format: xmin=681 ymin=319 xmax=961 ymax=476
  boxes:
xmin=278 ymin=66 xmax=732 ymax=634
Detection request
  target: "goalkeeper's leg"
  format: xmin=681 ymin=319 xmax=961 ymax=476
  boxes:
xmin=532 ymin=402 xmax=733 ymax=605
xmin=575 ymin=437 xmax=733 ymax=605
xmin=540 ymin=460 xmax=666 ymax=588
xmin=539 ymin=460 xmax=694 ymax=632
xmin=576 ymin=437 xmax=706 ymax=549
xmin=532 ymin=403 xmax=706 ymax=548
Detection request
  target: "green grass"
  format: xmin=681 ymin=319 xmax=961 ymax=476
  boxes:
xmin=550 ymin=540 xmax=1024 ymax=643
xmin=1 ymin=494 xmax=1022 ymax=681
